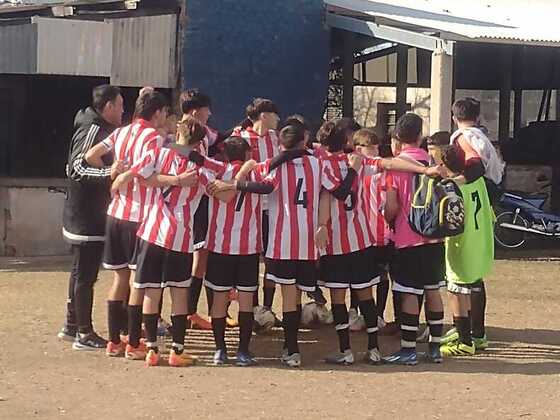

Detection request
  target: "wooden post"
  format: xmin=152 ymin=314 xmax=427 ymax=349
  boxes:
xmin=396 ymin=44 xmax=408 ymax=119
xmin=342 ymin=31 xmax=354 ymax=118
xmin=429 ymin=48 xmax=454 ymax=133
xmin=499 ymin=46 xmax=513 ymax=142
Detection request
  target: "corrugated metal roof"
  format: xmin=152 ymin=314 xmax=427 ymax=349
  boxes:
xmin=325 ymin=0 xmax=560 ymax=45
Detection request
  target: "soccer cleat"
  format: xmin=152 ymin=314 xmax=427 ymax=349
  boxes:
xmin=281 ymin=352 xmax=301 ymax=368
xmin=325 ymin=349 xmax=355 ymax=365
xmin=168 ymin=349 xmax=197 ymax=367
xmin=57 ymin=326 xmax=77 ymax=342
xmin=382 ymin=349 xmax=418 ymax=366
xmin=226 ymin=316 xmax=239 ymax=328
xmin=306 ymin=288 xmax=327 ymax=305
xmin=188 ymin=313 xmax=212 ymax=330
xmin=417 ymin=326 xmax=430 ymax=343
xmin=145 ymin=349 xmax=159 ymax=367
xmin=473 ymin=335 xmax=489 ymax=351
xmin=236 ymin=351 xmax=257 ymax=367
xmin=213 ymin=349 xmax=229 ymax=366
xmin=425 ymin=345 xmax=443 ymax=363
xmin=125 ymin=342 xmax=147 ymax=360
xmin=106 ymin=340 xmax=125 ymax=357
xmin=72 ymin=331 xmax=107 ymax=351
xmin=441 ymin=327 xmax=459 ymax=345
xmin=364 ymin=348 xmax=382 ymax=365
xmin=440 ymin=341 xmax=476 ymax=357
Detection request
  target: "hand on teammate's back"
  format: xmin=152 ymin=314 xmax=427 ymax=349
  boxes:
xmin=348 ymin=153 xmax=363 ymax=171
xmin=178 ymin=169 xmax=199 ymax=187
xmin=110 ymin=160 xmax=129 ymax=180
xmin=207 ymin=179 xmax=235 ymax=196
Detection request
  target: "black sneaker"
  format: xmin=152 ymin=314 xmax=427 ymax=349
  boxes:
xmin=306 ymin=288 xmax=327 ymax=305
xmin=72 ymin=331 xmax=107 ymax=351
xmin=57 ymin=326 xmax=77 ymax=342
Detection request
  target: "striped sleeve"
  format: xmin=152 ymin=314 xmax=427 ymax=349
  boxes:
xmin=321 ymin=160 xmax=341 ymax=192
xmin=362 ymin=157 xmax=383 ymax=177
xmin=70 ymin=124 xmax=112 ymax=181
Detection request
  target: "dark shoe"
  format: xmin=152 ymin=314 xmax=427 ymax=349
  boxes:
xmin=306 ymin=289 xmax=327 ymax=305
xmin=57 ymin=326 xmax=77 ymax=342
xmin=72 ymin=331 xmax=107 ymax=351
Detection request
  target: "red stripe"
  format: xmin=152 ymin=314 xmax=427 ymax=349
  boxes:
xmin=255 ymin=204 xmax=262 ymax=253
xmin=265 ymin=134 xmax=273 ymax=160
xmin=286 ymin=163 xmax=300 ymax=259
xmin=148 ymin=199 xmax=165 ymax=244
xmin=351 ymin=174 xmax=366 ymax=250
xmin=331 ymin=158 xmax=350 ymax=254
xmin=362 ymin=175 xmax=375 ymax=245
xmin=207 ymin=196 xmax=220 ymax=252
xmin=221 ymin=193 xmax=236 ymax=254
xmin=272 ymin=166 xmax=285 ymax=259
xmin=302 ymin=157 xmax=316 ymax=260
xmin=239 ymin=191 xmax=252 ymax=255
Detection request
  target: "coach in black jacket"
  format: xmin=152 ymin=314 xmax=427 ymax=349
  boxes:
xmin=59 ymin=85 xmax=124 ymax=350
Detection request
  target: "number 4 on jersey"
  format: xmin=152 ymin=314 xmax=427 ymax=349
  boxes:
xmin=294 ymin=178 xmax=308 ymax=208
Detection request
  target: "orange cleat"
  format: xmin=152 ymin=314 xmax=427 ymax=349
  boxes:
xmin=188 ymin=313 xmax=212 ymax=330
xmin=106 ymin=341 xmax=126 ymax=357
xmin=168 ymin=349 xmax=198 ymax=367
xmin=125 ymin=342 xmax=147 ymax=360
xmin=145 ymin=349 xmax=159 ymax=367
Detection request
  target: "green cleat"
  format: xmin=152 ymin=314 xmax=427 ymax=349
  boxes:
xmin=473 ymin=335 xmax=489 ymax=351
xmin=440 ymin=327 xmax=459 ymax=345
xmin=440 ymin=341 xmax=475 ymax=357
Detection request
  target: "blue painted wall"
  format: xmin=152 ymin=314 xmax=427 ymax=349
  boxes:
xmin=182 ymin=0 xmax=330 ymax=131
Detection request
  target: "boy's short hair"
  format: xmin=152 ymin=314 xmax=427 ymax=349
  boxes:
xmin=223 ymin=136 xmax=251 ymax=162
xmin=177 ymin=115 xmax=206 ymax=146
xmin=336 ymin=117 xmax=361 ymax=133
xmin=180 ymin=89 xmax=211 ymax=114
xmin=452 ymin=97 xmax=480 ymax=122
xmin=246 ymin=98 xmax=279 ymax=122
xmin=279 ymin=121 xmax=305 ymax=150
xmin=134 ymin=91 xmax=168 ymax=121
xmin=353 ymin=128 xmax=380 ymax=147
xmin=285 ymin=114 xmax=309 ymax=131
xmin=394 ymin=113 xmax=423 ymax=144
xmin=441 ymin=144 xmax=466 ymax=174
xmin=426 ymin=131 xmax=451 ymax=147
xmin=317 ymin=120 xmax=345 ymax=152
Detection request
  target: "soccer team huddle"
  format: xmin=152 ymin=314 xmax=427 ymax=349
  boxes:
xmin=60 ymin=86 xmax=502 ymax=368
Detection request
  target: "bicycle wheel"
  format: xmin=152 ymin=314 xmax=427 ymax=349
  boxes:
xmin=494 ymin=211 xmax=528 ymax=249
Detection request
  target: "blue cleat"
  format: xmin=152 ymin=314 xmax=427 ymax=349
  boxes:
xmin=382 ymin=348 xmax=418 ymax=366
xmin=213 ymin=349 xmax=229 ymax=366
xmin=425 ymin=344 xmax=443 ymax=363
xmin=236 ymin=351 xmax=257 ymax=367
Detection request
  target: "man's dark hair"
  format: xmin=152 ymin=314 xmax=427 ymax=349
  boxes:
xmin=223 ymin=136 xmax=251 ymax=162
xmin=394 ymin=113 xmax=423 ymax=144
xmin=279 ymin=121 xmax=305 ymax=150
xmin=177 ymin=115 xmax=206 ymax=146
xmin=452 ymin=97 xmax=481 ymax=122
xmin=134 ymin=91 xmax=168 ymax=121
xmin=427 ymin=131 xmax=451 ymax=147
xmin=442 ymin=144 xmax=466 ymax=174
xmin=180 ymin=89 xmax=211 ymax=114
xmin=246 ymin=98 xmax=279 ymax=122
xmin=92 ymin=85 xmax=121 ymax=113
xmin=285 ymin=114 xmax=309 ymax=131
xmin=317 ymin=120 xmax=346 ymax=152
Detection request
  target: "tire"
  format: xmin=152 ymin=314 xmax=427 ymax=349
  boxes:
xmin=494 ymin=211 xmax=528 ymax=249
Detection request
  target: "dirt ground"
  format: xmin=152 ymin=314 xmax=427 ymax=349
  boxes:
xmin=0 ymin=257 xmax=559 ymax=420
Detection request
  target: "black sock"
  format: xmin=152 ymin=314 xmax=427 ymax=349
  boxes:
xmin=296 ymin=304 xmax=302 ymax=326
xmin=253 ymin=290 xmax=259 ymax=307
xmin=282 ymin=311 xmax=300 ymax=355
xmin=393 ymin=291 xmax=402 ymax=325
xmin=143 ymin=313 xmax=159 ymax=352
xmin=189 ymin=277 xmax=203 ymax=315
xmin=127 ymin=305 xmax=143 ymax=347
xmin=212 ymin=317 xmax=227 ymax=351
xmin=350 ymin=290 xmax=359 ymax=311
xmin=170 ymin=314 xmax=187 ymax=354
xmin=107 ymin=300 xmax=124 ymax=344
xmin=263 ymin=286 xmax=276 ymax=309
xmin=471 ymin=280 xmax=486 ymax=338
xmin=376 ymin=275 xmax=390 ymax=319
xmin=238 ymin=311 xmax=254 ymax=354
xmin=205 ymin=286 xmax=214 ymax=315
xmin=120 ymin=302 xmax=129 ymax=335
xmin=426 ymin=310 xmax=444 ymax=350
xmin=455 ymin=316 xmax=472 ymax=346
xmin=400 ymin=312 xmax=419 ymax=351
xmin=358 ymin=299 xmax=379 ymax=350
xmin=331 ymin=304 xmax=351 ymax=352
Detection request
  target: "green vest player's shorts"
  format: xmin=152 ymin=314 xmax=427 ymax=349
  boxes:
xmin=445 ymin=177 xmax=495 ymax=284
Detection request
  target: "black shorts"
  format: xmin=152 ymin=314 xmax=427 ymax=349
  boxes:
xmin=134 ymin=239 xmax=193 ymax=289
xmin=205 ymin=252 xmax=259 ymax=292
xmin=102 ymin=216 xmax=139 ymax=270
xmin=319 ymin=247 xmax=381 ymax=289
xmin=262 ymin=211 xmax=269 ymax=254
xmin=375 ymin=244 xmax=394 ymax=271
xmin=193 ymin=195 xmax=209 ymax=251
xmin=266 ymin=258 xmax=317 ymax=292
xmin=391 ymin=242 xmax=446 ymax=295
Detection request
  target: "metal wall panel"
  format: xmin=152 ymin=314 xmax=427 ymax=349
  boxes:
xmin=35 ymin=17 xmax=112 ymax=76
xmin=0 ymin=23 xmax=37 ymax=74
xmin=110 ymin=14 xmax=177 ymax=88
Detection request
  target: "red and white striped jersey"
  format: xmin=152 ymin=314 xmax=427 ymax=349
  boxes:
xmin=363 ymin=171 xmax=394 ymax=247
xmin=261 ymin=154 xmax=327 ymax=260
xmin=101 ymin=119 xmax=163 ymax=223
xmin=199 ymin=158 xmax=262 ymax=255
xmin=134 ymin=147 xmax=206 ymax=253
xmin=197 ymin=125 xmax=219 ymax=157
xmin=232 ymin=127 xmax=280 ymax=162
xmin=321 ymin=154 xmax=383 ymax=255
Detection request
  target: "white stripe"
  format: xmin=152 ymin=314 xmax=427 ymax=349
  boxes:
xmin=427 ymin=319 xmax=444 ymax=325
xmin=133 ymin=282 xmax=163 ymax=289
xmin=236 ymin=285 xmax=259 ymax=292
xmin=425 ymin=283 xmax=444 ymax=290
xmin=324 ymin=282 xmax=351 ymax=289
xmin=392 ymin=282 xmax=424 ymax=296
xmin=102 ymin=263 xmax=129 ymax=270
xmin=349 ymin=276 xmax=381 ymax=290
xmin=162 ymin=279 xmax=192 ymax=288
xmin=62 ymin=228 xmax=105 ymax=242
xmin=401 ymin=325 xmax=419 ymax=332
xmin=266 ymin=273 xmax=296 ymax=285
xmin=203 ymin=280 xmax=232 ymax=292
xmin=429 ymin=337 xmax=442 ymax=343
xmin=128 ymin=264 xmax=137 ymax=270
xmin=296 ymin=284 xmax=316 ymax=292
xmin=193 ymin=241 xmax=206 ymax=251
xmin=366 ymin=327 xmax=378 ymax=333
xmin=401 ymin=340 xmax=416 ymax=347
xmin=335 ymin=323 xmax=350 ymax=331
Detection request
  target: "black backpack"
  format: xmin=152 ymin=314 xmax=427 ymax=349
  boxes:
xmin=408 ymin=174 xmax=465 ymax=239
